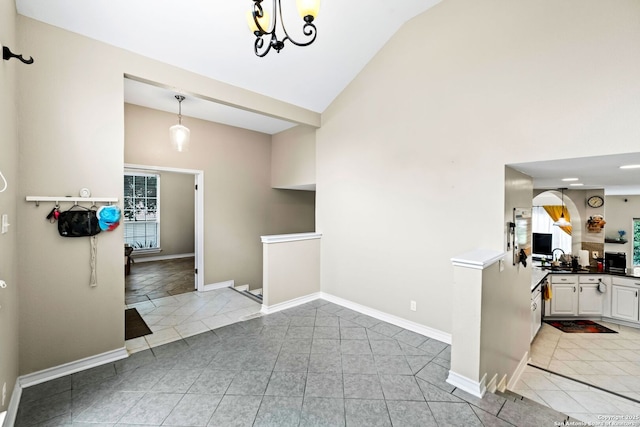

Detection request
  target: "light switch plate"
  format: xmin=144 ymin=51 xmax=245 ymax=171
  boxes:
xmin=592 ymin=251 xmax=599 ymax=259
xmin=1 ymin=214 xmax=8 ymax=234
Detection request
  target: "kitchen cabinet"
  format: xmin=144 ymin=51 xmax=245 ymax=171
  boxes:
xmin=531 ymin=285 xmax=542 ymax=342
xmin=549 ymin=275 xmax=604 ymax=316
xmin=550 ymin=275 xmax=578 ymax=316
xmin=578 ymin=277 xmax=604 ymax=316
xmin=611 ymin=282 xmax=639 ymax=322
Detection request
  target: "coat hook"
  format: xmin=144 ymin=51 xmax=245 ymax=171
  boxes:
xmin=2 ymin=45 xmax=34 ymax=65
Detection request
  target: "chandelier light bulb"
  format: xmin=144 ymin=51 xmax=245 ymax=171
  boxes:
xmin=169 ymin=95 xmax=190 ymax=152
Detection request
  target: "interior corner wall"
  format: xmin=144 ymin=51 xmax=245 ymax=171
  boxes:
xmin=0 ymin=0 xmax=20 ymax=412
xmin=15 ymin=15 xmax=316 ymax=374
xmin=316 ymin=0 xmax=640 ymax=336
xmin=480 ymin=166 xmax=533 ymax=384
xmin=125 ymin=104 xmax=315 ymax=289
xmin=271 ymin=125 xmax=316 ymax=189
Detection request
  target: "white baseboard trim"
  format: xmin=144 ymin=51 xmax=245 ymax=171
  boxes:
xmin=446 ymin=371 xmax=486 ymax=398
xmin=320 ymin=292 xmax=452 ymax=344
xmin=2 ymin=382 xmax=21 ymax=427
xmin=234 ymin=284 xmax=249 ymax=292
xmin=132 ymin=253 xmax=195 ymax=263
xmin=486 ymin=373 xmax=498 ymax=394
xmin=202 ymin=280 xmax=234 ymax=292
xmin=507 ymin=351 xmax=529 ymax=391
xmin=497 ymin=374 xmax=507 ymax=393
xmin=19 ymin=347 xmax=128 ymax=389
xmin=261 ymin=292 xmax=322 ymax=315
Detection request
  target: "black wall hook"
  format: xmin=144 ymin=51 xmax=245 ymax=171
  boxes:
xmin=3 ymin=45 xmax=34 ymax=65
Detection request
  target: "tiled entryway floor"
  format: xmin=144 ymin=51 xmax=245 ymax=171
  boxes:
xmin=17 ymin=297 xmax=575 ymax=426
xmin=125 ymin=257 xmax=195 ymax=305
xmin=125 ymin=288 xmax=262 ymax=353
xmin=530 ymin=321 xmax=640 ymax=401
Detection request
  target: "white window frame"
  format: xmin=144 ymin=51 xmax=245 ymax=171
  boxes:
xmin=124 ymin=171 xmax=161 ymax=253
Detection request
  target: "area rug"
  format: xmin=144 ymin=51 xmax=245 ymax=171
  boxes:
xmin=125 ymin=308 xmax=153 ymax=340
xmin=544 ymin=319 xmax=617 ymax=334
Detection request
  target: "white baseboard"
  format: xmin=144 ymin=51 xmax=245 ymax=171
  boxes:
xmin=19 ymin=347 xmax=128 ymax=389
xmin=486 ymin=373 xmax=498 ymax=394
xmin=507 ymin=350 xmax=529 ymax=391
xmin=202 ymin=280 xmax=234 ymax=292
xmin=446 ymin=371 xmax=486 ymax=398
xmin=320 ymin=292 xmax=452 ymax=344
xmin=3 ymin=347 xmax=128 ymax=427
xmin=261 ymin=292 xmax=322 ymax=315
xmin=132 ymin=253 xmax=195 ymax=263
xmin=234 ymin=284 xmax=249 ymax=292
xmin=2 ymin=382 xmax=20 ymax=427
xmin=497 ymin=374 xmax=507 ymax=393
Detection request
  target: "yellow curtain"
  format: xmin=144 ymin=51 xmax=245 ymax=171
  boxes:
xmin=543 ymin=205 xmax=571 ymax=235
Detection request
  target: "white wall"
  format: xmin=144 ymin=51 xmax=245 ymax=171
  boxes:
xmin=317 ymin=0 xmax=640 ymax=337
xmin=604 ymin=195 xmax=640 ymax=267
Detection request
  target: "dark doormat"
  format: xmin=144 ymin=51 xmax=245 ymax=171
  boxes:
xmin=544 ymin=319 xmax=617 ymax=333
xmin=125 ymin=308 xmax=153 ymax=340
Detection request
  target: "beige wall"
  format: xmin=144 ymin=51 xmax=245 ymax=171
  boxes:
xmin=271 ymin=125 xmax=316 ymax=190
xmin=125 ymin=104 xmax=315 ymax=289
xmin=482 ymin=167 xmax=532 ymax=385
xmin=129 ymin=170 xmax=195 ymax=259
xmin=263 ymin=238 xmax=321 ymax=307
xmin=0 ymin=0 xmax=19 ymax=411
xmin=317 ymin=0 xmax=640 ymax=336
xmin=16 ymin=15 xmax=317 ymax=374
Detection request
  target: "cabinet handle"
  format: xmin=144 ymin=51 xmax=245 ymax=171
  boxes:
xmin=574 ymin=286 xmax=576 ymax=292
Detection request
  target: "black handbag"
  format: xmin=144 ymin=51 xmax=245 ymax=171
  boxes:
xmin=57 ymin=206 xmax=101 ymax=237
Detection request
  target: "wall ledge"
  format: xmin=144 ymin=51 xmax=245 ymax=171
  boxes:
xmin=261 ymin=232 xmax=322 ymax=244
xmin=451 ymin=249 xmax=505 ymax=270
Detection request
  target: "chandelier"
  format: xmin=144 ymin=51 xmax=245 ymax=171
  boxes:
xmin=248 ymin=0 xmax=320 ymax=57
xmin=169 ymin=95 xmax=190 ymax=152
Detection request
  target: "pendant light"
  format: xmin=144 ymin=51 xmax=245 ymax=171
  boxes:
xmin=553 ymin=188 xmax=570 ymax=227
xmin=169 ymin=95 xmax=190 ymax=152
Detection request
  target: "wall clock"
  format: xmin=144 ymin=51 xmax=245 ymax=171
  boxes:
xmin=587 ymin=195 xmax=604 ymax=208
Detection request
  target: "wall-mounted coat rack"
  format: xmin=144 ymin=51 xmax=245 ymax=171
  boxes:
xmin=2 ymin=45 xmax=34 ymax=65
xmin=26 ymin=196 xmax=118 ymax=207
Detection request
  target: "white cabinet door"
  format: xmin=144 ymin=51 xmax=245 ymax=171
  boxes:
xmin=531 ymin=291 xmax=542 ymax=342
xmin=578 ymin=283 xmax=604 ymax=315
xmin=551 ymin=283 xmax=578 ymax=316
xmin=611 ymin=285 xmax=639 ymax=322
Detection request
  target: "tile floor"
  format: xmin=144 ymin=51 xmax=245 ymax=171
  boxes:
xmin=17 ymin=296 xmax=573 ymax=426
xmin=125 ymin=287 xmax=262 ymax=354
xmin=15 ymin=293 xmax=640 ymax=426
xmin=530 ymin=321 xmax=640 ymax=401
xmin=125 ymin=257 xmax=195 ymax=305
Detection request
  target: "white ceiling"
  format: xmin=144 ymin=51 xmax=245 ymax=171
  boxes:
xmin=510 ymin=152 xmax=640 ymax=196
xmin=16 ymin=0 xmax=441 ymax=131
xmin=15 ymin=0 xmax=640 ymax=194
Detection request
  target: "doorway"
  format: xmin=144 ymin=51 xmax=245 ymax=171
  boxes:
xmin=125 ymin=163 xmax=205 ymax=293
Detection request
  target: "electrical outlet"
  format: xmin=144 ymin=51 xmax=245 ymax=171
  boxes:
xmin=592 ymin=251 xmax=599 ymax=259
xmin=410 ymin=300 xmax=416 ymax=311
xmin=2 ymin=382 xmax=6 ymax=406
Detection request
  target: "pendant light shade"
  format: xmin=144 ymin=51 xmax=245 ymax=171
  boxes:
xmin=553 ymin=188 xmax=570 ymax=227
xmin=170 ymin=95 xmax=190 ymax=152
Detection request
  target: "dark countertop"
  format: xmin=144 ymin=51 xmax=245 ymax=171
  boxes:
xmin=531 ymin=264 xmax=638 ymax=291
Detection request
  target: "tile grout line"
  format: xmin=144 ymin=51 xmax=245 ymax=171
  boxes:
xmin=527 ymin=363 xmax=640 ymax=406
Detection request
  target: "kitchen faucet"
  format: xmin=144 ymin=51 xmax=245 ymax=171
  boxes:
xmin=552 ymin=248 xmax=565 ymax=261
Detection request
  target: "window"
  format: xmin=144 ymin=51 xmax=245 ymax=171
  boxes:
xmin=633 ymin=218 xmax=640 ymax=266
xmin=124 ymin=172 xmax=160 ymax=251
